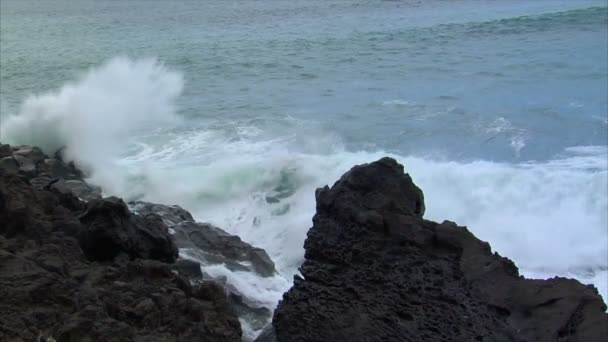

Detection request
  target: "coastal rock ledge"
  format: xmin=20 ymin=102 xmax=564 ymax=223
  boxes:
xmin=269 ymin=157 xmax=608 ymax=342
xmin=0 ymin=143 xmax=242 ymax=342
xmin=1 ymin=142 xmax=606 ymax=342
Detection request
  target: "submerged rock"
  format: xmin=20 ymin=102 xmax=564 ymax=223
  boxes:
xmin=271 ymin=157 xmax=608 ymax=342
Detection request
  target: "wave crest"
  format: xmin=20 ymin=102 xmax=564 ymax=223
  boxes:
xmin=1 ymin=57 xmax=183 ymax=190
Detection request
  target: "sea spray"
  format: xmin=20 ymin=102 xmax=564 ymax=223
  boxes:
xmin=1 ymin=57 xmax=183 ymax=193
xmin=115 ymin=128 xmax=607 ymax=302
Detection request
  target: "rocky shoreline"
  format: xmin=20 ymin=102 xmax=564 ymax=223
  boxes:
xmin=1 ymin=144 xmax=606 ymax=341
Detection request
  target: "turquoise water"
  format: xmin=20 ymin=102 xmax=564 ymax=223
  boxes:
xmin=2 ymin=1 xmax=607 ymax=336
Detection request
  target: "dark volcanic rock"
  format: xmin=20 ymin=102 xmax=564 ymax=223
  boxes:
xmin=0 ymin=144 xmax=12 ymax=158
xmin=12 ymin=145 xmax=46 ymax=163
xmin=272 ymin=157 xmax=608 ymax=342
xmin=0 ymin=150 xmax=242 ymax=341
xmin=174 ymin=221 xmax=276 ymax=277
xmin=130 ymin=200 xmax=195 ymax=227
xmin=78 ymin=196 xmax=178 ymax=263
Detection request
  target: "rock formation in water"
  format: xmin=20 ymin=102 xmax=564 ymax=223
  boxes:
xmin=131 ymin=200 xmax=278 ymax=334
xmin=270 ymin=157 xmax=608 ymax=342
xmin=0 ymin=143 xmax=242 ymax=341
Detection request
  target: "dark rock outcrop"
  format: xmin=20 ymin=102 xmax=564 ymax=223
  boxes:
xmin=130 ymin=200 xmax=195 ymax=227
xmin=132 ymin=200 xmax=279 ymax=339
xmin=271 ymin=157 xmax=608 ymax=342
xmin=0 ymin=143 xmax=98 ymax=199
xmin=78 ymin=197 xmax=178 ymax=263
xmin=0 ymin=144 xmax=242 ymax=341
xmin=51 ymin=179 xmax=102 ymax=201
xmin=174 ymin=222 xmax=276 ymax=278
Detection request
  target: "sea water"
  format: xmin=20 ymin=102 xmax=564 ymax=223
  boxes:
xmin=1 ymin=0 xmax=607 ymax=338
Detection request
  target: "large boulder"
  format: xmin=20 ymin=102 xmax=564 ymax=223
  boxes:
xmin=0 ymin=157 xmax=18 ymax=174
xmin=271 ymin=157 xmax=608 ymax=342
xmin=78 ymin=197 xmax=178 ymax=263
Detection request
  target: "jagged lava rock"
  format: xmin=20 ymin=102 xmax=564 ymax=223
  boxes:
xmin=132 ymin=200 xmax=278 ymax=338
xmin=78 ymin=196 xmax=178 ymax=263
xmin=271 ymin=157 xmax=608 ymax=342
xmin=130 ymin=200 xmax=195 ymax=227
xmin=0 ymin=167 xmax=241 ymax=341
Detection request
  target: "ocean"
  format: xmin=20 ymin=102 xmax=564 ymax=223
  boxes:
xmin=1 ymin=0 xmax=607 ymax=337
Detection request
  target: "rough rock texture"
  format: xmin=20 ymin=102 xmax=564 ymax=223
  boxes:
xmin=175 ymin=222 xmax=276 ymax=278
xmin=172 ymin=258 xmax=204 ymax=280
xmin=0 ymin=143 xmax=98 ymax=199
xmin=132 ymin=200 xmax=279 ymax=339
xmin=0 ymin=144 xmax=242 ymax=341
xmin=131 ymin=200 xmax=276 ymax=278
xmin=272 ymin=157 xmax=608 ymax=342
xmin=78 ymin=197 xmax=178 ymax=263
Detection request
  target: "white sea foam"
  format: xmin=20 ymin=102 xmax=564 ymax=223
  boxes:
xmin=1 ymin=57 xmax=183 ymax=193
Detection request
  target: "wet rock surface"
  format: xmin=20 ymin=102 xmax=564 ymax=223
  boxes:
xmin=0 ymin=143 xmax=97 ymax=199
xmin=174 ymin=222 xmax=276 ymax=278
xmin=132 ymin=200 xmax=279 ymax=338
xmin=78 ymin=196 xmax=178 ymax=263
xmin=271 ymin=157 xmax=608 ymax=342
